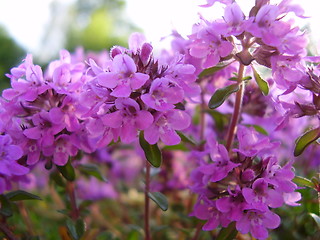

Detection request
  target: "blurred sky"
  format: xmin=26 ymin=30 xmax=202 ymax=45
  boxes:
xmin=0 ymin=0 xmax=319 ymax=57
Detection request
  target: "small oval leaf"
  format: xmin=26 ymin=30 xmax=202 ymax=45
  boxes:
xmin=209 ymin=84 xmax=240 ymax=109
xmin=294 ymin=127 xmax=320 ymax=157
xmin=309 ymin=213 xmax=320 ymax=229
xmin=148 ymin=192 xmax=168 ymax=211
xmin=293 ymin=176 xmax=316 ymax=189
xmin=139 ymin=131 xmax=162 ymax=168
xmin=252 ymin=67 xmax=269 ymax=96
xmin=66 ymin=218 xmax=79 ymax=240
xmin=198 ymin=62 xmax=231 ymax=78
xmin=78 ymin=164 xmax=107 ymax=182
xmin=57 ymin=159 xmax=76 ymax=181
xmin=0 ymin=194 xmax=13 ymax=217
xmin=5 ymin=190 xmax=42 ymax=201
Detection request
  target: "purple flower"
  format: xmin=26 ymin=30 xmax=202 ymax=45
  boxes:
xmin=141 ymin=77 xmax=184 ymax=111
xmin=198 ymin=141 xmax=239 ymax=182
xmin=262 ymin=158 xmax=299 ymax=194
xmin=191 ymin=199 xmax=230 ymax=231
xmin=23 ymin=110 xmax=65 ymax=147
xmin=3 ymin=54 xmax=48 ymax=101
xmin=101 ymin=98 xmax=153 ymax=143
xmin=242 ymin=178 xmax=284 ymax=211
xmin=0 ymin=134 xmax=28 ymax=177
xmin=236 ymin=209 xmax=280 ymax=240
xmin=144 ymin=109 xmax=191 ymax=145
xmin=214 ymin=3 xmax=246 ymax=37
xmin=215 ymin=186 xmax=248 ymax=221
xmin=233 ymin=125 xmax=280 ymax=157
xmin=189 ymin=23 xmax=234 ymax=68
xmin=42 ymin=134 xmax=78 ymax=166
xmin=97 ymin=54 xmax=149 ymax=97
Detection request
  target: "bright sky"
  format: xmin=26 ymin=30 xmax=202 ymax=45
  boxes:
xmin=0 ymin=0 xmax=319 ymax=57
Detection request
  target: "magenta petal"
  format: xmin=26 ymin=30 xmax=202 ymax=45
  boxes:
xmin=113 ymin=54 xmax=137 ymax=73
xmin=141 ymin=94 xmax=155 ymax=109
xmin=251 ymin=225 xmax=268 ymax=240
xmin=267 ymin=189 xmax=284 ymax=208
xmin=135 ymin=111 xmax=153 ymax=130
xmin=242 ymin=188 xmax=255 ymax=204
xmin=120 ymin=122 xmax=137 ymax=143
xmin=10 ymin=162 xmax=29 ymax=175
xmin=202 ymin=217 xmax=219 ymax=231
xmin=102 ymin=111 xmax=122 ymax=128
xmin=97 ymin=72 xmax=118 ymax=88
xmin=27 ymin=151 xmax=40 ymax=165
xmin=0 ymin=162 xmax=10 ymax=175
xmin=236 ymin=216 xmax=250 ymax=234
xmin=190 ymin=43 xmax=208 ymax=58
xmin=7 ymin=145 xmax=23 ymax=160
xmin=49 ymin=107 xmax=64 ymax=124
xmin=203 ymin=52 xmax=220 ymax=68
xmin=111 ymin=84 xmax=132 ymax=97
xmin=24 ymin=127 xmax=41 ymax=139
xmin=193 ymin=204 xmax=211 ymax=220
xmin=167 ymin=110 xmax=191 ymax=130
xmin=130 ymin=73 xmax=149 ymax=89
xmin=160 ymin=129 xmax=180 ymax=145
xmin=144 ymin=125 xmax=160 ymax=144
xmin=215 ymin=197 xmax=230 ymax=213
xmin=263 ymin=211 xmax=281 ymax=229
xmin=53 ymin=152 xmax=69 ymax=166
xmin=2 ymin=89 xmax=20 ymax=100
xmin=219 ymin=41 xmax=234 ymax=57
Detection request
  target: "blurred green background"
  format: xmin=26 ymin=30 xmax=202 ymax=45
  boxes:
xmin=0 ymin=0 xmax=140 ymax=89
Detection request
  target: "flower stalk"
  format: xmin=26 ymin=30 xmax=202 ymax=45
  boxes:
xmin=225 ymin=63 xmax=245 ymax=152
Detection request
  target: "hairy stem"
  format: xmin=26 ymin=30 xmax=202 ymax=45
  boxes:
xmin=144 ymin=161 xmax=151 ymax=240
xmin=66 ymin=181 xmax=79 ymax=221
xmin=225 ymin=64 xmax=245 ymax=152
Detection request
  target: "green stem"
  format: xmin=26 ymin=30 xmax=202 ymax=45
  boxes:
xmin=225 ymin=64 xmax=245 ymax=152
xmin=144 ymin=161 xmax=151 ymax=240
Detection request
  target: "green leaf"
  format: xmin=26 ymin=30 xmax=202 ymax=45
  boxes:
xmin=57 ymin=159 xmax=76 ymax=181
xmin=56 ymin=209 xmax=69 ymax=216
xmin=75 ymin=219 xmax=86 ymax=239
xmin=252 ymin=67 xmax=269 ymax=96
xmin=309 ymin=213 xmax=320 ymax=229
xmin=148 ymin=192 xmax=168 ymax=211
xmin=78 ymin=164 xmax=107 ymax=182
xmin=139 ymin=131 xmax=162 ymax=168
xmin=50 ymin=170 xmax=66 ymax=187
xmin=5 ymin=190 xmax=42 ymax=201
xmin=66 ymin=218 xmax=79 ymax=240
xmin=0 ymin=194 xmax=13 ymax=217
xmin=162 ymin=143 xmax=188 ymax=151
xmin=244 ymin=124 xmax=269 ymax=135
xmin=294 ymin=127 xmax=320 ymax=157
xmin=216 ymin=222 xmax=238 ymax=240
xmin=198 ymin=62 xmax=231 ymax=78
xmin=208 ymin=84 xmax=240 ymax=109
xmin=176 ymin=131 xmax=197 ymax=145
xmin=293 ymin=176 xmax=316 ymax=189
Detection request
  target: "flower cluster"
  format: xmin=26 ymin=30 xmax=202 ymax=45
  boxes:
xmin=190 ymin=126 xmax=300 ymax=239
xmin=82 ymin=33 xmax=197 ymax=146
